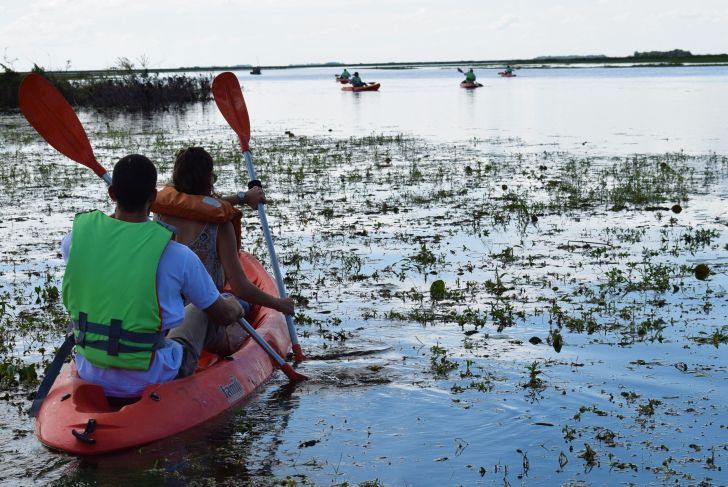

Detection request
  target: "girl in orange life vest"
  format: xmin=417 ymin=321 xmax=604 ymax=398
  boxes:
xmin=154 ymin=147 xmax=295 ymax=322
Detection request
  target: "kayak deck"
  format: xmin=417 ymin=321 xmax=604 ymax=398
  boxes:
xmin=341 ymin=83 xmax=380 ymax=92
xmin=34 ymin=252 xmax=290 ymax=456
xmin=460 ymin=81 xmax=483 ymax=89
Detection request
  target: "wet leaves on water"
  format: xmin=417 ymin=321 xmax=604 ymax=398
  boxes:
xmin=429 ymin=279 xmax=446 ymax=300
xmin=298 ymin=439 xmax=320 ymax=449
xmin=558 ymin=451 xmax=568 ymax=469
xmin=694 ymin=263 xmax=710 ymax=280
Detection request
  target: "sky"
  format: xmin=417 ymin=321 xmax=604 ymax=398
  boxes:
xmin=1 ymin=0 xmax=726 ymax=71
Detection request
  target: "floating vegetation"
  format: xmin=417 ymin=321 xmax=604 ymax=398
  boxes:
xmin=0 ymin=112 xmax=726 ymax=485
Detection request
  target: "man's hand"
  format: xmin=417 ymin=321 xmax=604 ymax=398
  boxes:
xmin=204 ymin=294 xmax=244 ymax=325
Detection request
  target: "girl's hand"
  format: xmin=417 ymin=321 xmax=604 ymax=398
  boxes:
xmin=277 ymin=297 xmax=295 ymax=316
xmin=242 ymin=186 xmax=266 ymax=210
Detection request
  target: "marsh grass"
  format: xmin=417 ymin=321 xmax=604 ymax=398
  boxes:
xmin=0 ymin=65 xmax=211 ymax=111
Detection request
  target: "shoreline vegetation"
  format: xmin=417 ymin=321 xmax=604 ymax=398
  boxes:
xmin=0 ymin=62 xmax=211 ymax=111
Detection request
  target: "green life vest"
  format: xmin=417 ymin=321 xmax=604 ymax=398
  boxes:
xmin=465 ymin=71 xmax=476 ymax=82
xmin=62 ymin=210 xmax=173 ymax=370
xmin=341 ymin=69 xmax=350 ymax=78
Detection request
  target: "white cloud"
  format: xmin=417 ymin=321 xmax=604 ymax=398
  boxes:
xmin=1 ymin=0 xmax=727 ymax=70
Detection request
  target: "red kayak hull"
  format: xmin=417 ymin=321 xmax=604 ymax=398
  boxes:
xmin=335 ymin=76 xmax=351 ymax=84
xmin=498 ymin=72 xmax=516 ymax=77
xmin=460 ymin=81 xmax=483 ymax=89
xmin=341 ymin=83 xmax=380 ymax=92
xmin=34 ymin=252 xmax=290 ymax=456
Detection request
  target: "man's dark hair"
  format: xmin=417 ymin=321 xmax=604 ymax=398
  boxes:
xmin=112 ymin=154 xmax=157 ymax=211
xmin=172 ymin=147 xmax=215 ymax=196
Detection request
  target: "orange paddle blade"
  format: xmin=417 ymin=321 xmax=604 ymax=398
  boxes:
xmin=18 ymin=73 xmax=107 ymax=178
xmin=211 ymin=72 xmax=251 ymax=151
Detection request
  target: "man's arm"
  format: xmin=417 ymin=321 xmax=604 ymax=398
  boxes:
xmin=203 ymin=294 xmax=244 ymax=326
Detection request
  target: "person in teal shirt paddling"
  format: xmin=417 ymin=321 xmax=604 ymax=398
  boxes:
xmin=463 ymin=68 xmax=476 ymax=83
xmin=505 ymin=65 xmax=514 ymax=75
xmin=340 ymin=68 xmax=351 ymax=79
xmin=351 ymin=71 xmax=366 ymax=87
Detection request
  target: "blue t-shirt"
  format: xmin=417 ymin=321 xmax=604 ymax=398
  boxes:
xmin=61 ymin=233 xmax=220 ymax=397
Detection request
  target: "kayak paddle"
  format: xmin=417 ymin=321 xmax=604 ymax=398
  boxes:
xmin=18 ymin=73 xmax=305 ymax=392
xmin=18 ymin=73 xmax=112 ymax=186
xmin=238 ymin=318 xmax=306 ymax=381
xmin=212 ymin=71 xmax=306 ymax=364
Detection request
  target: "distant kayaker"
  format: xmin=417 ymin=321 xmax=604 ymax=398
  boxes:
xmin=61 ymin=154 xmax=245 ymax=399
xmin=351 ymin=71 xmax=366 ymax=87
xmin=505 ymin=65 xmax=514 ymax=75
xmin=463 ymin=68 xmax=477 ymax=83
xmin=340 ymin=68 xmax=351 ymax=79
xmin=154 ymin=147 xmax=294 ymax=322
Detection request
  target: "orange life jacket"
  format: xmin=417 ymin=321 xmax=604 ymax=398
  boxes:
xmin=151 ymin=185 xmax=243 ymax=248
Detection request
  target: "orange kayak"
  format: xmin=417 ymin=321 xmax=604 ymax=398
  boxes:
xmin=341 ymin=83 xmax=380 ymax=92
xmin=498 ymin=72 xmax=517 ymax=77
xmin=460 ymin=81 xmax=483 ymax=89
xmin=34 ymin=252 xmax=290 ymax=456
xmin=335 ymin=76 xmax=351 ymax=84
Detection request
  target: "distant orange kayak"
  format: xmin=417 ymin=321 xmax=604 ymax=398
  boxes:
xmin=498 ymin=72 xmax=517 ymax=77
xmin=460 ymin=81 xmax=483 ymax=89
xmin=35 ymin=252 xmax=290 ymax=456
xmin=342 ymin=83 xmax=380 ymax=92
xmin=335 ymin=76 xmax=351 ymax=84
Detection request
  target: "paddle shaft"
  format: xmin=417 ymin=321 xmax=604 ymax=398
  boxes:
xmin=242 ymin=151 xmax=304 ymax=363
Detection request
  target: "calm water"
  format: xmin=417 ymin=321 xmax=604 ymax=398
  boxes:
xmin=234 ymin=65 xmax=728 ymax=154
xmin=1 ymin=65 xmax=727 ymax=486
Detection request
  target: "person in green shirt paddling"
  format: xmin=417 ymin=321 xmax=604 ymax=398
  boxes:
xmin=340 ymin=68 xmax=351 ymax=79
xmin=463 ymin=68 xmax=476 ymax=83
xmin=505 ymin=65 xmax=514 ymax=75
xmin=351 ymin=72 xmax=366 ymax=87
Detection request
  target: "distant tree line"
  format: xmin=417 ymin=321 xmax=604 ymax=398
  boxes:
xmin=633 ymin=49 xmax=693 ymax=58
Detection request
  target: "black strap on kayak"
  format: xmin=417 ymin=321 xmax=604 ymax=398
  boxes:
xmin=29 ymin=333 xmax=75 ymax=418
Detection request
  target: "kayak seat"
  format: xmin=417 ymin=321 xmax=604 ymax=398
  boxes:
xmin=72 ymin=383 xmax=115 ymax=413
xmin=195 ymin=350 xmax=220 ymax=371
xmin=106 ymin=395 xmax=141 ymax=410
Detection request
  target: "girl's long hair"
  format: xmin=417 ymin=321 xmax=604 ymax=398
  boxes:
xmin=172 ymin=147 xmax=214 ymax=196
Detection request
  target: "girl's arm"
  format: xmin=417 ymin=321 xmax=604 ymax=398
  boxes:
xmin=217 ymin=221 xmax=294 ymax=316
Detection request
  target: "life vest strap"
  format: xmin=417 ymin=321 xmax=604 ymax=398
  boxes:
xmin=71 ymin=316 xmax=165 ymax=350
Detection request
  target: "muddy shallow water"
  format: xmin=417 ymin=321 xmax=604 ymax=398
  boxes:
xmin=0 ymin=66 xmax=727 ymax=486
